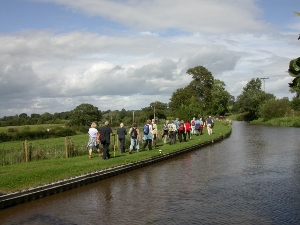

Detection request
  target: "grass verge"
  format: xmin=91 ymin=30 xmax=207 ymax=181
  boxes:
xmin=0 ymin=121 xmax=231 ymax=195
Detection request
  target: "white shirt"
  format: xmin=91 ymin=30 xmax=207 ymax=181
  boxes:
xmin=88 ymin=127 xmax=98 ymax=138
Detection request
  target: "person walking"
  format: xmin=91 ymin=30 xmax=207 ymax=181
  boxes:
xmin=185 ymin=120 xmax=191 ymax=140
xmin=162 ymin=120 xmax=170 ymax=144
xmin=117 ymin=123 xmax=127 ymax=154
xmin=168 ymin=120 xmax=177 ymax=145
xmin=142 ymin=119 xmax=153 ymax=150
xmin=190 ymin=117 xmax=196 ymax=136
xmin=178 ymin=120 xmax=186 ymax=142
xmin=151 ymin=119 xmax=158 ymax=148
xmin=128 ymin=123 xmax=141 ymax=153
xmin=99 ymin=121 xmax=114 ymax=160
xmin=206 ymin=116 xmax=214 ymax=135
xmin=87 ymin=122 xmax=99 ymax=158
xmin=174 ymin=117 xmax=180 ymax=141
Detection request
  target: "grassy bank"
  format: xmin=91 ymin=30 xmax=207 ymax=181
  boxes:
xmin=0 ymin=121 xmax=231 ymax=195
xmin=250 ymin=116 xmax=300 ymax=127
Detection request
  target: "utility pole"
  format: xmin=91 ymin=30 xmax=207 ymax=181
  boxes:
xmin=132 ymin=111 xmax=134 ymax=123
xmin=260 ymin=77 xmax=269 ymax=92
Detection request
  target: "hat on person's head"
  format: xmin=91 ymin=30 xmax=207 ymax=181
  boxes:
xmin=132 ymin=123 xmax=137 ymax=127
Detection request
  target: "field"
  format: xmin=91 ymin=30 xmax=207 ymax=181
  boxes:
xmin=0 ymin=124 xmax=63 ymax=133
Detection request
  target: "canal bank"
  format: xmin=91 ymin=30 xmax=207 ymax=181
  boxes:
xmin=0 ymin=131 xmax=231 ymax=210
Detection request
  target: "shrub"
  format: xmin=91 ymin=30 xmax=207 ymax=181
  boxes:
xmin=259 ymin=98 xmax=291 ymax=121
xmin=290 ymin=97 xmax=300 ymax=111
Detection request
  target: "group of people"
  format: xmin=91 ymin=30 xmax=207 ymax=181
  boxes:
xmin=161 ymin=116 xmax=214 ymax=145
xmin=87 ymin=116 xmax=214 ymax=158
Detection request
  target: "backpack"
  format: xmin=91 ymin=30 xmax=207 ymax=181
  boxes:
xmin=143 ymin=124 xmax=149 ymax=135
xmin=191 ymin=120 xmax=195 ymax=126
xmin=131 ymin=128 xmax=138 ymax=138
xmin=163 ymin=124 xmax=169 ymax=131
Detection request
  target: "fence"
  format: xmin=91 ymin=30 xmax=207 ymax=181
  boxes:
xmin=0 ymin=134 xmax=164 ymax=166
xmin=0 ymin=137 xmax=87 ymax=166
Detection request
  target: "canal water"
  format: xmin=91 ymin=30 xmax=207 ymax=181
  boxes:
xmin=0 ymin=121 xmax=300 ymax=225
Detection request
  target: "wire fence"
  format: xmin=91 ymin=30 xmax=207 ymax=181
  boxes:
xmin=0 ymin=137 xmax=87 ymax=166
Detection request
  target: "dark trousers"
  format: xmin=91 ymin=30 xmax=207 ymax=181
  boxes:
xmin=178 ymin=131 xmax=186 ymax=142
xmin=169 ymin=131 xmax=176 ymax=144
xmin=143 ymin=139 xmax=152 ymax=150
xmin=119 ymin=138 xmax=125 ymax=153
xmin=102 ymin=141 xmax=110 ymax=159
xmin=186 ymin=131 xmax=191 ymax=139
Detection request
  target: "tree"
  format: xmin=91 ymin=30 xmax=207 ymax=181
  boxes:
xmin=233 ymin=78 xmax=275 ymax=121
xmin=169 ymin=85 xmax=198 ymax=112
xmin=289 ymin=76 xmax=300 ymax=98
xmin=70 ymin=103 xmax=101 ymax=126
xmin=210 ymin=79 xmax=232 ymax=116
xmin=169 ymin=66 xmax=231 ymax=118
xmin=141 ymin=101 xmax=169 ymax=121
xmin=186 ymin=66 xmax=214 ymax=113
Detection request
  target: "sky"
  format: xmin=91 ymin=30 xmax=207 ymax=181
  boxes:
xmin=0 ymin=0 xmax=299 ymax=118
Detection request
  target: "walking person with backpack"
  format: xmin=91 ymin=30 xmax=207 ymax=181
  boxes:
xmin=117 ymin=123 xmax=127 ymax=154
xmin=128 ymin=123 xmax=140 ymax=153
xmin=142 ymin=119 xmax=153 ymax=150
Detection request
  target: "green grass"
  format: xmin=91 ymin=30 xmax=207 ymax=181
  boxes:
xmin=0 ymin=121 xmax=232 ymax=194
xmin=251 ymin=116 xmax=300 ymax=127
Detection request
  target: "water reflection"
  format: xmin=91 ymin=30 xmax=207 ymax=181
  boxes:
xmin=1 ymin=121 xmax=300 ymax=225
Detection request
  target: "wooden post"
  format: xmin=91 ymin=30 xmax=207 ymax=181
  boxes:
xmin=29 ymin=143 xmax=32 ymax=162
xmin=65 ymin=137 xmax=68 ymax=158
xmin=24 ymin=140 xmax=28 ymax=163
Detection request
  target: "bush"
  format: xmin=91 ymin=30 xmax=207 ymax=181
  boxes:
xmin=290 ymin=97 xmax=300 ymax=111
xmin=259 ymin=98 xmax=291 ymax=121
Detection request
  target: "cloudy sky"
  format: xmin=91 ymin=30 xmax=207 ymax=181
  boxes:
xmin=0 ymin=0 xmax=299 ymax=117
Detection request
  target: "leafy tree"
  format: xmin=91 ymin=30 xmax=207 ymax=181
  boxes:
xmin=19 ymin=113 xmax=28 ymax=118
xmin=170 ymin=66 xmax=231 ymax=118
xmin=70 ymin=103 xmax=101 ymax=126
xmin=210 ymin=79 xmax=232 ymax=116
xmin=233 ymin=78 xmax=275 ymax=120
xmin=290 ymin=97 xmax=300 ymax=110
xmin=169 ymin=85 xmax=199 ymax=113
xmin=186 ymin=66 xmax=214 ymax=113
xmin=141 ymin=101 xmax=169 ymax=121
xmin=289 ymin=76 xmax=300 ymax=98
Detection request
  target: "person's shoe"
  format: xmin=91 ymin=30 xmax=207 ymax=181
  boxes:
xmin=129 ymin=150 xmax=132 ymax=154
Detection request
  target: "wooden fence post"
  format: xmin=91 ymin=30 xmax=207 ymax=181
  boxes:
xmin=29 ymin=143 xmax=32 ymax=162
xmin=65 ymin=137 xmax=68 ymax=158
xmin=24 ymin=140 xmax=28 ymax=163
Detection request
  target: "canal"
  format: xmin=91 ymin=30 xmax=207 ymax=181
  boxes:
xmin=1 ymin=121 xmax=300 ymax=224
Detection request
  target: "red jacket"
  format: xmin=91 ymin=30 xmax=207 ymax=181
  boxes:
xmin=185 ymin=122 xmax=191 ymax=132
